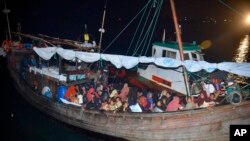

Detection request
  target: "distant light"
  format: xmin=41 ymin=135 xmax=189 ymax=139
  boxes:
xmin=246 ymin=15 xmax=250 ymax=25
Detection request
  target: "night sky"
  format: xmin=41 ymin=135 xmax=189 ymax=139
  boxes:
xmin=1 ymin=0 xmax=250 ymax=61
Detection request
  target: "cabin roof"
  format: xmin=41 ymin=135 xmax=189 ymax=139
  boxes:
xmin=153 ymin=41 xmax=201 ymax=51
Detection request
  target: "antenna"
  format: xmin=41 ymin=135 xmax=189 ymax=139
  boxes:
xmin=84 ymin=24 xmax=88 ymax=33
xmin=98 ymin=0 xmax=107 ymax=53
xmin=162 ymin=29 xmax=165 ymax=42
xmin=2 ymin=1 xmax=11 ymax=40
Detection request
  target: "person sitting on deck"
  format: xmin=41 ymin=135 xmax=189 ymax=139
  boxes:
xmin=212 ymin=78 xmax=224 ymax=99
xmin=29 ymin=55 xmax=37 ymax=67
xmin=86 ymin=87 xmax=95 ymax=102
xmin=127 ymin=87 xmax=138 ymax=106
xmin=137 ymin=89 xmax=148 ymax=111
xmin=119 ymin=82 xmax=130 ymax=101
xmin=195 ymin=91 xmax=215 ymax=108
xmin=121 ymin=100 xmax=130 ymax=112
xmin=64 ymin=85 xmax=79 ymax=103
xmin=113 ymin=97 xmax=123 ymax=113
xmin=201 ymin=81 xmax=215 ymax=98
xmin=160 ymin=96 xmax=168 ymax=110
xmin=100 ymin=89 xmax=109 ymax=103
xmin=158 ymin=90 xmax=169 ymax=100
xmin=99 ymin=100 xmax=109 ymax=111
xmin=145 ymin=91 xmax=154 ymax=111
xmin=166 ymin=96 xmax=183 ymax=112
xmin=184 ymin=96 xmax=197 ymax=110
xmin=207 ymin=93 xmax=219 ymax=105
xmin=191 ymin=82 xmax=201 ymax=96
xmin=84 ymin=87 xmax=96 ymax=109
xmin=109 ymin=98 xmax=116 ymax=111
xmin=153 ymin=100 xmax=164 ymax=112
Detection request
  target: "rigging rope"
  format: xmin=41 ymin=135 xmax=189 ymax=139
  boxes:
xmin=131 ymin=1 xmax=154 ymax=56
xmin=140 ymin=0 xmax=163 ymax=56
xmin=125 ymin=2 xmax=149 ymax=55
xmin=102 ymin=0 xmax=151 ymax=53
xmin=131 ymin=0 xmax=163 ymax=56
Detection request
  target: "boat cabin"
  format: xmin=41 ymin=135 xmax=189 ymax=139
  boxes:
xmin=152 ymin=41 xmax=204 ymax=61
xmin=137 ymin=41 xmax=204 ymax=95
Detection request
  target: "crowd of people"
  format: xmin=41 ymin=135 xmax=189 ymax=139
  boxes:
xmin=21 ymin=54 xmax=240 ymax=113
xmin=61 ymin=69 xmax=234 ymax=113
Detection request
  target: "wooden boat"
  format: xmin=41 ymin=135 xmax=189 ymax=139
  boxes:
xmin=2 ymin=0 xmax=250 ymax=140
xmin=6 ymin=53 xmax=250 ymax=141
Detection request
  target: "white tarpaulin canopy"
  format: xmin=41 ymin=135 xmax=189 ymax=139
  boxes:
xmin=33 ymin=47 xmax=57 ymax=60
xmin=33 ymin=47 xmax=250 ymax=77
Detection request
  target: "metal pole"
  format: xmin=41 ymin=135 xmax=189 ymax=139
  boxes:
xmin=170 ymin=0 xmax=190 ymax=96
xmin=58 ymin=56 xmax=62 ymax=75
xmin=3 ymin=1 xmax=11 ymax=40
xmin=98 ymin=0 xmax=107 ymax=53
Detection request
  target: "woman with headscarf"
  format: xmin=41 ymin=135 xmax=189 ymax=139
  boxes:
xmin=64 ymin=85 xmax=79 ymax=103
xmin=166 ymin=96 xmax=183 ymax=111
xmin=119 ymin=82 xmax=130 ymax=101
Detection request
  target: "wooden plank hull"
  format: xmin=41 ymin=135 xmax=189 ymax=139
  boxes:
xmin=8 ymin=68 xmax=250 ymax=141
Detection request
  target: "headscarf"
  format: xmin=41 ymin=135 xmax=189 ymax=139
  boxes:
xmin=166 ymin=96 xmax=181 ymax=111
xmin=86 ymin=87 xmax=95 ymax=102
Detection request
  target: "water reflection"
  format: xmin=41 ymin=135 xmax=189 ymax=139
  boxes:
xmin=233 ymin=35 xmax=249 ymax=63
xmin=232 ymin=35 xmax=250 ymax=84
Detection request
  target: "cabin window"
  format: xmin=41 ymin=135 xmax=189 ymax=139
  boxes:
xmin=162 ymin=50 xmax=176 ymax=59
xmin=200 ymin=55 xmax=204 ymax=60
xmin=153 ymin=48 xmax=156 ymax=56
xmin=162 ymin=50 xmax=167 ymax=57
xmin=168 ymin=51 xmax=176 ymax=59
xmin=191 ymin=52 xmax=198 ymax=61
xmin=184 ymin=53 xmax=189 ymax=60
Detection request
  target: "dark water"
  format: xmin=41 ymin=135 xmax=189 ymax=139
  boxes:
xmin=1 ymin=57 xmax=125 ymax=141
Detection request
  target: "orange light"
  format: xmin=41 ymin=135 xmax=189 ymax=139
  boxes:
xmin=246 ymin=15 xmax=250 ymax=25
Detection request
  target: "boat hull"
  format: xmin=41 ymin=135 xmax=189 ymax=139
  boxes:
xmin=8 ymin=67 xmax=250 ymax=141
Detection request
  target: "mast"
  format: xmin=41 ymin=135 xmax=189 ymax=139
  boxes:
xmin=98 ymin=0 xmax=107 ymax=53
xmin=170 ymin=0 xmax=191 ymax=96
xmin=3 ymin=1 xmax=11 ymax=40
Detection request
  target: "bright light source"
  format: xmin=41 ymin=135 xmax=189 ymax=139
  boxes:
xmin=246 ymin=15 xmax=250 ymax=25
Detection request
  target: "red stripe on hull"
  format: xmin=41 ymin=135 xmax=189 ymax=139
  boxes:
xmin=152 ymin=75 xmax=171 ymax=87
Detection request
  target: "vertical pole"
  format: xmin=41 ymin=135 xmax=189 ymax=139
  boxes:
xmin=170 ymin=0 xmax=190 ymax=96
xmin=98 ymin=0 xmax=107 ymax=53
xmin=58 ymin=55 xmax=62 ymax=75
xmin=3 ymin=1 xmax=11 ymax=40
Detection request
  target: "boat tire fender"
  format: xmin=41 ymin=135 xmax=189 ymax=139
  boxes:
xmin=226 ymin=91 xmax=242 ymax=105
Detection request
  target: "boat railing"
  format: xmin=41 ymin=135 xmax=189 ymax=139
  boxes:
xmin=241 ymin=84 xmax=250 ymax=99
xmin=62 ymin=69 xmax=86 ymax=82
xmin=241 ymin=83 xmax=250 ymax=90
